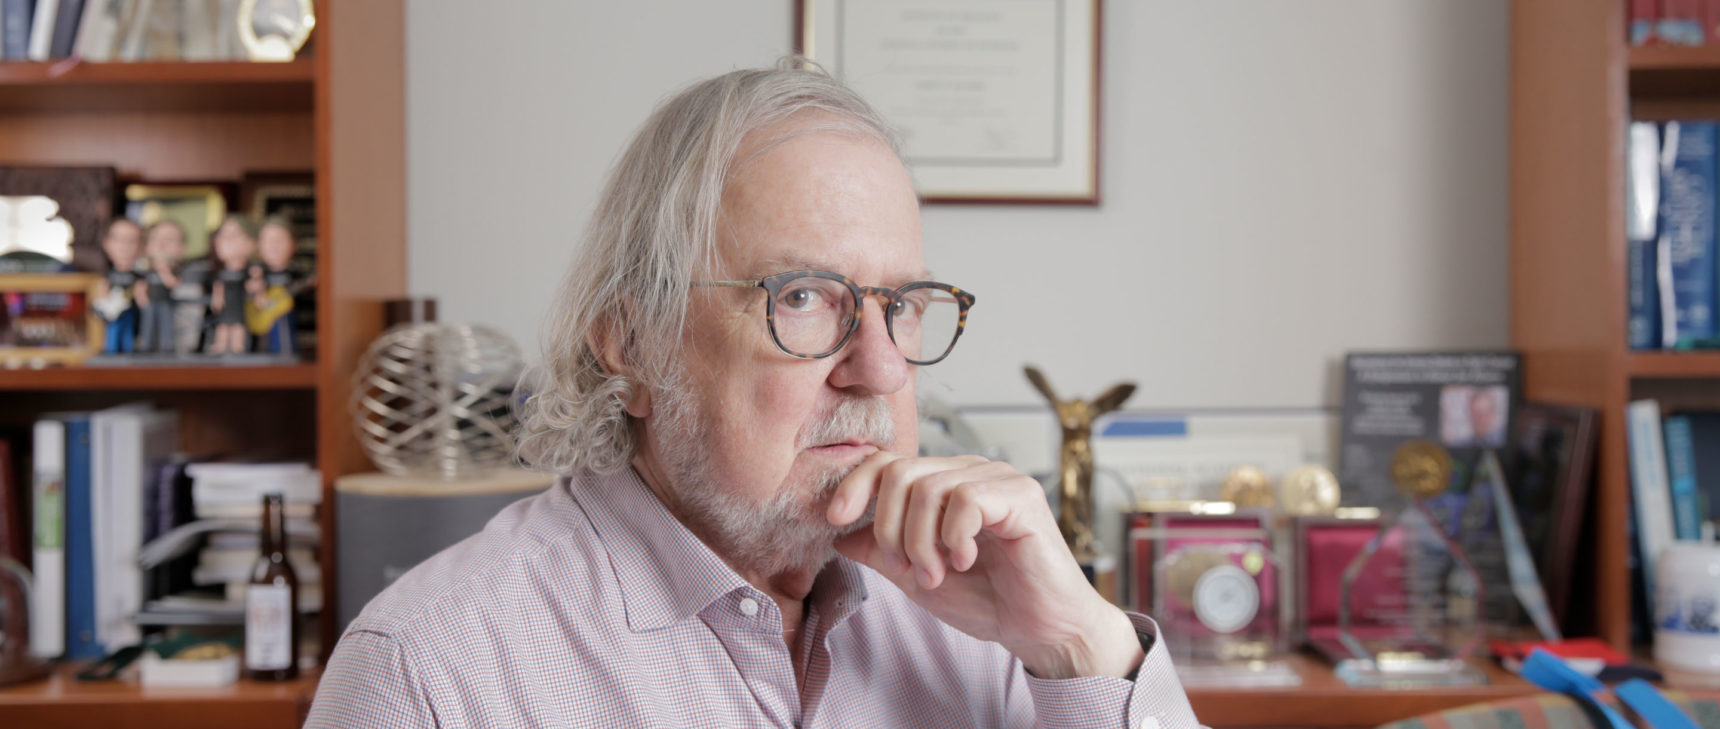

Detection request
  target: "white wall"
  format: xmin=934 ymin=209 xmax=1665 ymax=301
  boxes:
xmin=407 ymin=0 xmax=1509 ymax=410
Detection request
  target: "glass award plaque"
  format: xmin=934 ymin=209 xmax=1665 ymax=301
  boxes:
xmin=1152 ymin=527 xmax=1286 ymax=666
xmin=1334 ymin=440 xmax=1488 ymax=688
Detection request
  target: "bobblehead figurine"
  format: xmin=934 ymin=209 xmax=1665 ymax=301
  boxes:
xmin=207 ymin=214 xmax=258 ymax=355
xmin=97 ymin=219 xmax=144 ymax=354
xmin=247 ymin=216 xmax=302 ymax=355
xmin=136 ymin=220 xmax=187 ymax=354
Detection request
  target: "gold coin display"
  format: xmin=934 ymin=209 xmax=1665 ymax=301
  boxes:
xmin=1279 ymin=465 xmax=1341 ymax=516
xmin=1390 ymin=439 xmax=1453 ymax=499
xmin=1163 ymin=547 xmax=1230 ymax=606
xmin=1220 ymin=465 xmax=1275 ymax=508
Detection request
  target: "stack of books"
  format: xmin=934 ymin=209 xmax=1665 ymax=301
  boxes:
xmin=1629 ymin=0 xmax=1720 ymax=47
xmin=1626 ymin=121 xmax=1720 ymax=351
xmin=0 ymin=0 xmax=263 ymax=62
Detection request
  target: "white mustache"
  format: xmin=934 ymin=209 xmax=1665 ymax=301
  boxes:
xmin=799 ymin=397 xmax=896 ymax=450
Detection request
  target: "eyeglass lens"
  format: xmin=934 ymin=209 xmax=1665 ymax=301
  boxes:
xmin=769 ymin=276 xmax=962 ymax=362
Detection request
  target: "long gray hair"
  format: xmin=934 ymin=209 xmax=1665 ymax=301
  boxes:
xmin=515 ymin=58 xmax=901 ymax=475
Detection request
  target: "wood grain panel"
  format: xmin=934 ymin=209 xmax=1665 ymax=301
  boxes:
xmin=0 ymin=111 xmax=313 ymax=180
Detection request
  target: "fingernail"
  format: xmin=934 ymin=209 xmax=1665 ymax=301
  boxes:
xmin=886 ymin=550 xmax=906 ymax=572
xmin=830 ymin=495 xmax=847 ymax=517
xmin=917 ymin=567 xmax=936 ymax=589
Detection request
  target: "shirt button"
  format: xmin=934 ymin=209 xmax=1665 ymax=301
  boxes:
xmin=1139 ymin=717 xmax=1161 ymax=729
xmin=739 ymin=597 xmax=759 ymax=617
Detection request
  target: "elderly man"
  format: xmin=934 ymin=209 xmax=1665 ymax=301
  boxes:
xmin=308 ymin=61 xmax=1201 ymax=729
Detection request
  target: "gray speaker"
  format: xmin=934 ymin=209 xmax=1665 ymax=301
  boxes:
xmin=335 ymin=470 xmax=552 ymax=632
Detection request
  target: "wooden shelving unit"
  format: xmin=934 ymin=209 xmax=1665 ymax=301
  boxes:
xmin=0 ymin=0 xmax=405 ymax=724
xmin=0 ymin=365 xmax=318 ymax=391
xmin=1512 ymin=0 xmax=1720 ymax=649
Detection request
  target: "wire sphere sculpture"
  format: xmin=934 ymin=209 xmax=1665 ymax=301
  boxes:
xmin=350 ymin=323 xmax=524 ymax=479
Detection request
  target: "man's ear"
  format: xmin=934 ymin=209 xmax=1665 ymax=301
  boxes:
xmin=588 ymin=319 xmax=652 ymax=419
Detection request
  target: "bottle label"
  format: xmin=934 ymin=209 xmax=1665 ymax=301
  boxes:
xmin=245 ymin=583 xmax=293 ymax=671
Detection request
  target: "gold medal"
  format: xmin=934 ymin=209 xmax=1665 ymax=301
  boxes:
xmin=1220 ymin=465 xmax=1275 ymax=508
xmin=1279 ymin=465 xmax=1341 ymax=516
xmin=1163 ymin=547 xmax=1230 ymax=606
xmin=1390 ymin=439 xmax=1453 ymax=499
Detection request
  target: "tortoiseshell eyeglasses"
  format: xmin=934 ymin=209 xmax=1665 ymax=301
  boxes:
xmin=692 ymin=270 xmax=976 ymax=365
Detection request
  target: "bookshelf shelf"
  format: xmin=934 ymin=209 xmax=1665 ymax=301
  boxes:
xmin=1628 ymin=352 xmax=1720 ymax=378
xmin=1629 ymin=44 xmax=1720 ymax=70
xmin=0 ymin=364 xmax=318 ymax=391
xmin=0 ymin=60 xmax=314 ymax=113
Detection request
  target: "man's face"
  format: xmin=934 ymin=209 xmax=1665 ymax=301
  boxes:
xmin=1470 ymin=393 xmax=1498 ymax=436
xmin=639 ymin=115 xmax=925 ymax=574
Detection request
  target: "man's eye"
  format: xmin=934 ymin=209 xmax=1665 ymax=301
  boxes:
xmin=779 ymin=287 xmax=825 ymax=311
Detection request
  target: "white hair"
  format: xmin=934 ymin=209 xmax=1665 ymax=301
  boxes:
xmin=515 ymin=58 xmax=901 ymax=474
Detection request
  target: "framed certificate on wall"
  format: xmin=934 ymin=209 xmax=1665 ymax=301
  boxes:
xmin=796 ymin=0 xmax=1102 ymax=205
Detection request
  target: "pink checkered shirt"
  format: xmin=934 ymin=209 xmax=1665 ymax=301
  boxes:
xmin=306 ymin=467 xmax=1202 ymax=728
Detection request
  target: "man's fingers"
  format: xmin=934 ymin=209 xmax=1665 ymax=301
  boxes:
xmin=828 ymin=451 xmax=899 ymax=526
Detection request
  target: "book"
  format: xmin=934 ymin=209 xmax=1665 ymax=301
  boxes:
xmin=62 ymin=413 xmax=99 ymax=660
xmin=1632 ymin=0 xmax=1659 ymax=46
xmin=1662 ymin=0 xmax=1708 ymax=45
xmin=1685 ymin=413 xmax=1720 ymax=520
xmin=1629 ymin=122 xmax=1663 ymax=350
xmin=1664 ymin=415 xmax=1703 ymax=540
xmin=71 ymin=0 xmax=119 ymax=60
xmin=1659 ymin=121 xmax=1719 ymax=346
xmin=0 ymin=439 xmax=20 ymax=566
xmin=46 ymin=0 xmax=79 ymax=57
xmin=29 ymin=416 xmax=66 ymax=659
xmin=1627 ymin=399 xmax=1676 ymax=623
xmin=1 ymin=0 xmax=31 ymax=59
xmin=24 ymin=0 xmax=53 ymax=60
xmin=90 ymin=404 xmax=177 ymax=653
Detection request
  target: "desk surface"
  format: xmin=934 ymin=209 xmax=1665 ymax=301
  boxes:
xmin=0 ymin=664 xmax=317 ymax=729
xmin=1187 ymin=653 xmax=1538 ymax=728
xmin=0 ymin=653 xmax=1536 ymax=729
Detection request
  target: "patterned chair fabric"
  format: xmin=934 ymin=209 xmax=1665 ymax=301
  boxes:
xmin=1377 ymin=691 xmax=1720 ymax=729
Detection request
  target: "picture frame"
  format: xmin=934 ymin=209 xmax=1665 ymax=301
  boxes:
xmin=0 ymin=273 xmax=104 ymax=366
xmin=123 ymin=183 xmax=233 ymax=260
xmin=240 ymin=170 xmax=316 ymax=253
xmin=1504 ymin=402 xmax=1599 ymax=629
xmin=795 ymin=0 xmax=1102 ymax=204
xmin=0 ymin=166 xmax=116 ymax=272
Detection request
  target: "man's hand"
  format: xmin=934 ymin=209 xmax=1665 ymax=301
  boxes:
xmin=827 ymin=453 xmax=1144 ymax=680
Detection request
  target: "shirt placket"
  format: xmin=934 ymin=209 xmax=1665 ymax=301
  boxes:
xmin=700 ymin=590 xmax=800 ymax=728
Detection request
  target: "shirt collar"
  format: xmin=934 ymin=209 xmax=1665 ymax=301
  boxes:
xmin=567 ymin=467 xmax=869 ymax=632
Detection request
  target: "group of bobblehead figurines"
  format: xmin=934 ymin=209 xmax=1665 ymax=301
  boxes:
xmin=94 ymin=213 xmax=307 ymax=358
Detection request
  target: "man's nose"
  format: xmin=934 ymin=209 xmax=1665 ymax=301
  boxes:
xmin=828 ymin=295 xmax=910 ymax=395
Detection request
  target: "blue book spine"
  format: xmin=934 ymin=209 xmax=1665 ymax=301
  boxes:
xmin=1662 ymin=121 xmax=1720 ymax=345
xmin=1630 ymin=122 xmax=1663 ymax=350
xmin=62 ymin=415 xmax=99 ymax=660
xmin=1666 ymin=415 xmax=1703 ymax=541
xmin=2 ymin=0 xmax=33 ymax=59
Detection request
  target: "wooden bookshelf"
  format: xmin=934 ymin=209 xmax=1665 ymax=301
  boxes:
xmin=1629 ymin=352 xmax=1720 ymax=378
xmin=1511 ymin=0 xmax=1720 ymax=649
xmin=0 ymin=60 xmax=314 ymax=113
xmin=0 ymin=0 xmax=406 ymax=723
xmin=0 ymin=365 xmax=318 ymax=391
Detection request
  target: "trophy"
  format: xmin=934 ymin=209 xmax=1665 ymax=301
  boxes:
xmin=1333 ymin=439 xmax=1488 ymax=688
xmin=1153 ymin=528 xmax=1284 ymax=663
xmin=1024 ymin=366 xmax=1134 ymax=573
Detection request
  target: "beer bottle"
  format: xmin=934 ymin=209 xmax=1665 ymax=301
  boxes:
xmin=244 ymin=492 xmax=299 ymax=680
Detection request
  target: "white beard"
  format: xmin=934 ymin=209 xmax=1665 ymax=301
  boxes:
xmin=650 ymin=385 xmax=896 ymax=577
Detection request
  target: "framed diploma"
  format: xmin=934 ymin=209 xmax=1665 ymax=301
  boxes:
xmin=796 ymin=0 xmax=1101 ymax=204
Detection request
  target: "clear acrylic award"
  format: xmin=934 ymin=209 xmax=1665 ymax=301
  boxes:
xmin=1333 ymin=439 xmax=1488 ymax=688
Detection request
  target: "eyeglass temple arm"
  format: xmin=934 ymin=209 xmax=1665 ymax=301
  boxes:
xmin=690 ymin=280 xmax=761 ymax=288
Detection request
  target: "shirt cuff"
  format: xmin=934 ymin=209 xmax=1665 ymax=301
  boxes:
xmin=1022 ymin=613 xmax=1202 ymax=729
